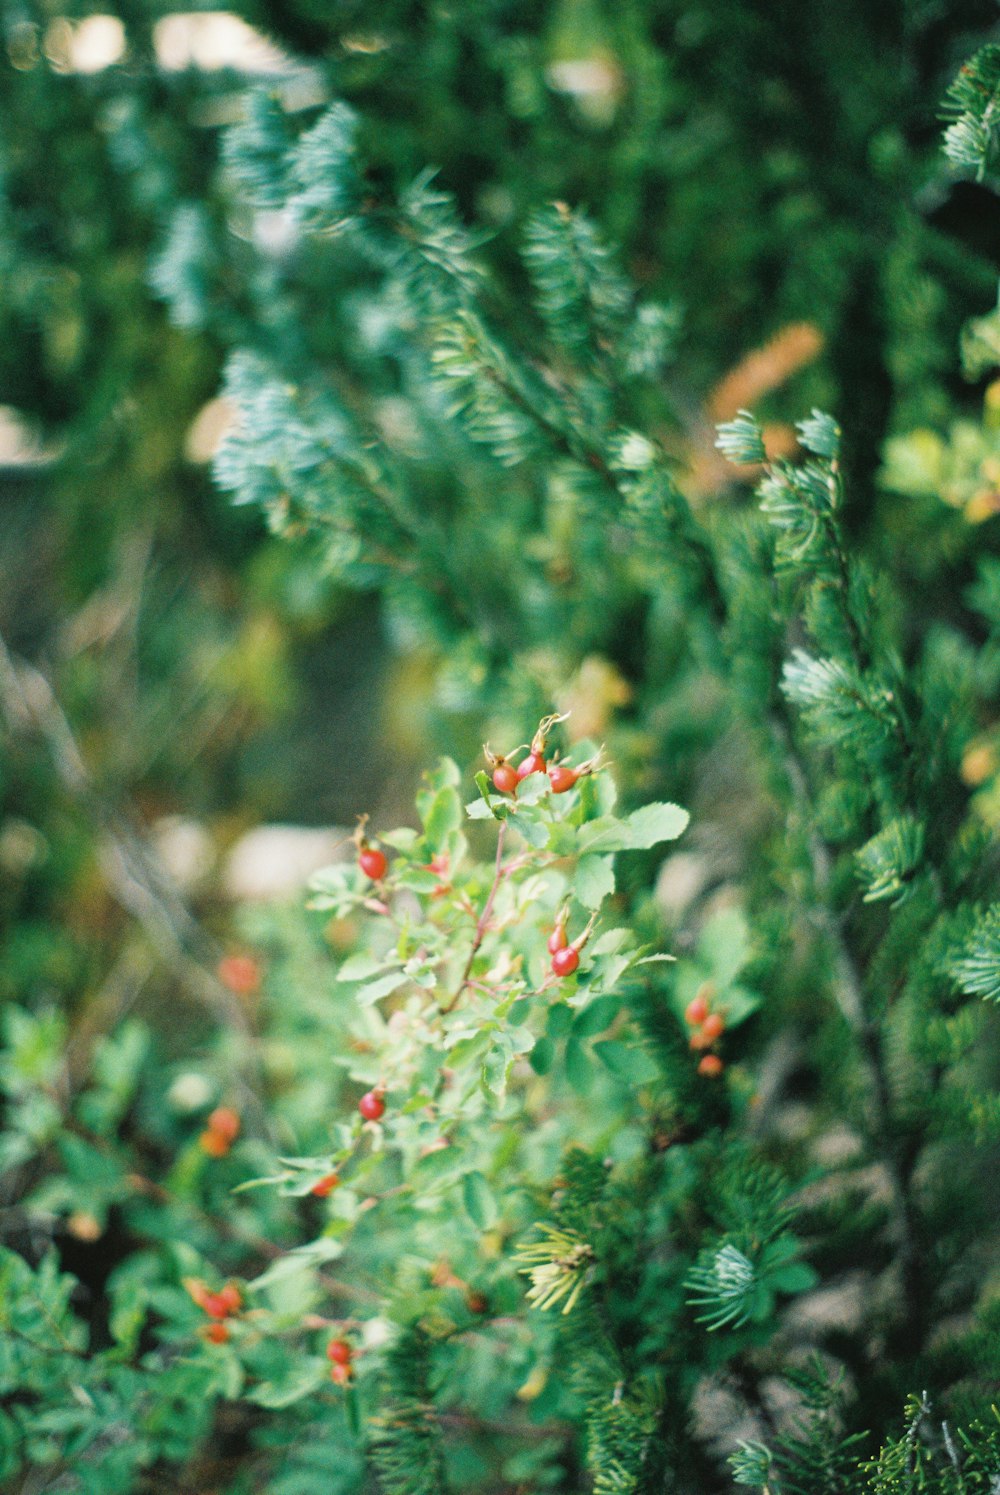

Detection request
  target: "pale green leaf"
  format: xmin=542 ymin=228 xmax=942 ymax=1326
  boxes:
xmin=461 ymin=1170 xmax=498 ymax=1229
xmin=355 ymin=971 xmax=409 ymax=1006
xmin=574 ymin=854 xmax=615 ymax=910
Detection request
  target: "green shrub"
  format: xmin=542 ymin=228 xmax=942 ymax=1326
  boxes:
xmin=3 ymin=10 xmax=1000 ymax=1493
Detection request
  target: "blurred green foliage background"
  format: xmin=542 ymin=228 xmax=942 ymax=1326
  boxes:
xmin=3 ymin=0 xmax=997 ymax=1009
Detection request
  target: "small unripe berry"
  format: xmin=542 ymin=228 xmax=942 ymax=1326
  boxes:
xmin=700 ymin=1012 xmax=725 ymax=1041
xmin=358 ymin=1089 xmax=386 ymax=1122
xmin=330 ymin=1360 xmax=352 ymax=1385
xmin=547 ymin=924 xmax=568 ymax=954
xmin=205 ymin=1321 xmax=229 ymax=1344
xmin=698 ymin=1054 xmax=724 ymax=1078
xmin=492 ymin=763 xmax=519 ymax=795
xmin=326 ymin=1337 xmax=353 ymax=1366
xmin=684 ymin=994 xmax=709 ymax=1026
xmin=311 ymin=1172 xmax=340 ymax=1198
xmin=551 ymin=946 xmax=580 ymax=978
xmin=517 ymin=750 xmax=546 ymax=780
xmin=358 ymin=846 xmax=388 ymax=881
xmin=548 ymin=763 xmax=579 ymax=794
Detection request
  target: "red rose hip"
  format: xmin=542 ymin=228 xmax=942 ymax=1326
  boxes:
xmin=698 ymin=1054 xmax=724 ymax=1077
xmin=700 ymin=1012 xmax=725 ymax=1041
xmin=358 ymin=1088 xmax=386 ymax=1121
xmin=517 ymin=750 xmax=546 ymax=780
xmin=492 ymin=762 xmax=519 ymax=795
xmin=548 ymin=763 xmax=579 ymax=794
xmin=358 ymin=846 xmax=388 ymax=881
xmin=547 ymin=923 xmax=568 ymax=954
xmin=215 ymin=1284 xmax=242 ymax=1316
xmin=206 ymin=1106 xmax=241 ymax=1143
xmin=200 ymin=1292 xmax=228 ymax=1320
xmin=551 ymin=946 xmax=580 ymax=978
xmin=326 ymin=1337 xmax=353 ymax=1366
xmin=311 ymin=1172 xmax=340 ymax=1198
xmin=218 ymin=954 xmax=261 ymax=996
xmin=684 ymin=994 xmax=709 ymax=1026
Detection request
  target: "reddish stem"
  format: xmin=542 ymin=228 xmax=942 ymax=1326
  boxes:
xmin=443 ymin=820 xmax=508 ymax=1012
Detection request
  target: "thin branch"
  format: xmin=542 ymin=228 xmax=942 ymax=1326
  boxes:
xmin=443 ymin=820 xmax=508 ymax=1013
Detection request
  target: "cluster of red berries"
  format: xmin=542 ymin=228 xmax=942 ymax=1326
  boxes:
xmin=547 ymin=915 xmax=582 ymax=978
xmin=486 ymin=713 xmax=601 ymax=798
xmin=199 ymin=1105 xmax=241 ymax=1158
xmin=186 ymin=1279 xmax=242 ymax=1343
xmin=547 ymin=907 xmax=599 ymax=979
xmin=327 ymin=1335 xmax=354 ymax=1385
xmin=684 ymin=986 xmax=725 ymax=1076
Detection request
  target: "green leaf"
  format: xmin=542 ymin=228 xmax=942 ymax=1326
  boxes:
xmin=577 ymin=816 xmax=629 ymax=855
xmin=719 ymin=983 xmax=761 ymax=1027
xmin=337 ymin=953 xmax=396 ymax=983
xmin=591 ymin=927 xmax=629 ymax=956
xmin=545 ymin=821 xmax=579 ymax=856
xmin=564 ymin=1037 xmax=593 ymax=1094
xmin=530 ymin=1035 xmax=556 ymax=1074
xmin=768 ymin=1261 xmax=819 ymax=1294
xmin=507 ymin=811 xmax=549 ymax=847
xmin=576 ymin=803 xmax=689 ymax=855
xmin=419 ymin=785 xmax=463 ymax=851
xmin=482 ymin=1047 xmax=509 ymax=1097
xmin=355 ymin=971 xmax=409 ymax=1006
xmin=592 ymin=1040 xmax=659 ymax=1083
xmin=428 ymin=756 xmax=462 ymax=790
xmin=394 ymin=866 xmax=441 ymax=894
xmin=697 ymin=908 xmax=750 ymax=986
xmin=515 ymin=771 xmax=551 ymax=805
xmin=470 ymin=769 xmax=507 ymax=821
xmin=412 ymin=1145 xmax=461 ymax=1182
xmin=250 ymin=1237 xmax=343 ymax=1291
xmin=622 ymin=802 xmax=690 ymax=849
xmin=570 ymin=995 xmax=621 ymax=1037
xmin=461 ymin=1170 xmax=498 ymax=1229
xmin=546 ymin=1004 xmax=573 ymax=1038
xmin=379 ymin=827 xmax=419 ymax=850
xmin=247 ymin=1360 xmax=327 ymax=1408
xmin=574 ymin=854 xmax=615 ymax=910
xmin=507 ymin=1025 xmax=536 ymax=1054
xmin=446 ymin=1032 xmax=490 ymax=1068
